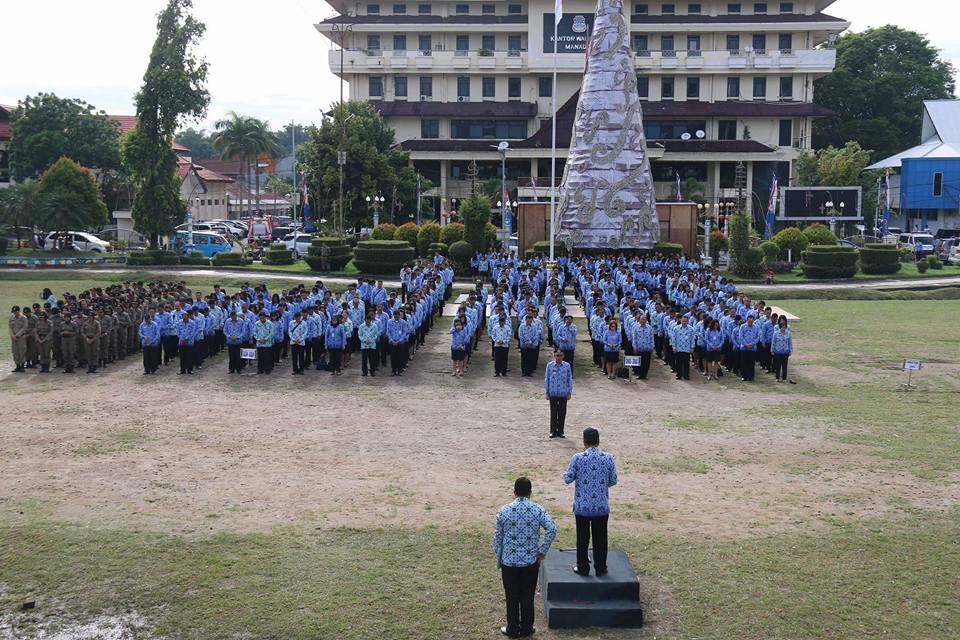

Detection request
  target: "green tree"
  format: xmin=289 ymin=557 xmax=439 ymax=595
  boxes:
xmin=802 ymin=222 xmax=838 ymax=246
xmin=125 ymin=0 xmax=210 ymax=247
xmin=9 ymin=93 xmax=121 ymax=182
xmin=727 ymin=210 xmax=751 ymax=274
xmin=673 ymin=176 xmax=706 ymax=204
xmin=814 ymin=26 xmax=956 ymax=161
xmin=37 ymin=157 xmax=108 ymax=233
xmin=274 ymin=123 xmax=311 ymax=158
xmin=298 ymin=101 xmax=425 ymax=231
xmin=417 ymin=222 xmax=441 ymax=257
xmin=175 ymin=126 xmax=214 ymax=159
xmin=796 ymin=141 xmax=882 ymax=232
xmin=0 ymin=180 xmax=45 ymax=244
xmin=459 ymin=192 xmax=491 ymax=252
xmin=212 ymin=112 xmax=280 ymax=218
xmin=264 ymin=175 xmax=294 ymax=197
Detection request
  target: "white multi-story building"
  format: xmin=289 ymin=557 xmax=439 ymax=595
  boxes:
xmin=316 ymin=0 xmax=848 ymax=218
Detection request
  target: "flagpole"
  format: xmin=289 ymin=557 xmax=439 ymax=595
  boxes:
xmin=291 ymin=119 xmax=297 ymax=227
xmin=549 ymin=4 xmax=559 ymax=261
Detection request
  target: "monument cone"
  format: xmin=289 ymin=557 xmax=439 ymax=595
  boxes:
xmin=555 ymin=0 xmax=660 ymax=251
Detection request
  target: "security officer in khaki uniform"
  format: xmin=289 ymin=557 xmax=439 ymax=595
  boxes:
xmin=98 ymin=308 xmax=112 ymax=367
xmin=116 ymin=307 xmax=129 ymax=359
xmin=9 ymin=306 xmax=29 ymax=373
xmin=50 ymin=307 xmax=64 ymax=368
xmin=22 ymin=307 xmax=37 ymax=368
xmin=61 ymin=311 xmax=79 ymax=373
xmin=34 ymin=311 xmax=53 ymax=372
xmin=82 ymin=310 xmax=102 ymax=374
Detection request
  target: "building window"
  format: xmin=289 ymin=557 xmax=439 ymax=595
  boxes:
xmin=687 ymin=3 xmax=701 ymax=14
xmin=718 ymin=120 xmax=737 ymax=140
xmin=634 ymin=35 xmax=649 ymax=52
xmin=508 ymin=4 xmax=522 ymax=14
xmin=418 ymin=4 xmax=431 ymax=14
xmin=451 ymin=119 xmax=528 ymax=139
xmin=455 ymin=3 xmax=469 ymax=13
xmin=482 ymin=34 xmax=495 ymax=50
xmin=754 ymin=2 xmax=767 ymax=12
xmin=419 ymin=34 xmax=431 ymax=51
xmin=780 ymin=76 xmax=793 ymax=98
xmin=456 ymin=34 xmax=469 ymax=50
xmin=752 ymin=34 xmax=766 ymax=52
xmin=482 ymin=3 xmax=495 ymax=14
xmin=538 ymin=77 xmax=553 ymax=97
xmin=726 ymin=35 xmax=740 ymax=51
xmin=393 ymin=3 xmax=406 ymax=13
xmin=726 ymin=77 xmax=740 ymax=98
xmin=367 ymin=3 xmax=380 ymax=14
xmin=662 ymin=4 xmax=675 ymax=14
xmin=637 ymin=76 xmax=650 ymax=98
xmin=457 ymin=76 xmax=471 ymax=98
xmin=778 ymin=33 xmax=793 ymax=51
xmin=635 ymin=3 xmax=649 ymax=14
xmin=393 ymin=34 xmax=407 ymax=50
xmin=687 ymin=34 xmax=701 ymax=51
xmin=508 ymin=77 xmax=521 ymax=98
xmin=687 ymin=77 xmax=700 ymax=98
xmin=508 ymin=35 xmax=522 ymax=51
xmin=369 ymin=76 xmax=383 ymax=97
xmin=367 ymin=35 xmax=381 ymax=51
xmin=395 ymin=76 xmax=408 ymax=97
xmin=643 ymin=120 xmax=707 ymax=140
xmin=421 ymin=119 xmax=439 ymax=138
xmin=779 ymin=2 xmax=793 ymax=13
xmin=728 ymin=3 xmax=741 ymax=13
xmin=661 ymin=35 xmax=674 ymax=51
xmin=753 ymin=76 xmax=767 ymax=98
xmin=934 ymin=172 xmax=944 ymax=197
xmin=662 ymin=77 xmax=675 ymax=99
xmin=483 ymin=76 xmax=496 ymax=98
xmin=419 ymin=76 xmax=432 ymax=97
xmin=779 ymin=119 xmax=792 ymax=146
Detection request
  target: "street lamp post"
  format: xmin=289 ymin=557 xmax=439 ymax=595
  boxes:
xmin=826 ymin=200 xmax=837 ymax=236
xmin=492 ymin=141 xmax=511 ymax=245
xmin=366 ymin=193 xmax=384 ymax=227
xmin=699 ymin=203 xmax=714 ymax=266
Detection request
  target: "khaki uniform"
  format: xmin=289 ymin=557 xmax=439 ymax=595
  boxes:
xmin=99 ymin=314 xmax=113 ymax=364
xmin=34 ymin=318 xmax=53 ymax=367
xmin=50 ymin=314 xmax=63 ymax=366
xmin=81 ymin=318 xmax=101 ymax=371
xmin=9 ymin=314 xmax=28 ymax=367
xmin=61 ymin=319 xmax=79 ymax=371
xmin=24 ymin=314 xmax=37 ymax=364
xmin=117 ymin=310 xmax=129 ymax=358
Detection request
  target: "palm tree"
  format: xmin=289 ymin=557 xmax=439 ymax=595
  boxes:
xmin=212 ymin=113 xmax=281 ymax=220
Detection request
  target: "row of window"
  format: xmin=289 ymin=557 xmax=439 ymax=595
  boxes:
xmin=636 ymin=75 xmax=793 ymax=99
xmin=197 ymin=199 xmax=222 ymax=207
xmin=370 ymin=75 xmax=524 ymax=98
xmin=633 ymin=32 xmax=793 ymax=52
xmin=421 ymin=119 xmax=528 ymax=139
xmin=366 ymin=3 xmax=523 ymax=15
xmin=634 ymin=2 xmax=794 ymax=14
xmin=367 ymin=34 xmax=523 ymax=51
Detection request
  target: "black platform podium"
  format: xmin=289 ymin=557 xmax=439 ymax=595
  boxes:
xmin=539 ymin=548 xmax=644 ymax=629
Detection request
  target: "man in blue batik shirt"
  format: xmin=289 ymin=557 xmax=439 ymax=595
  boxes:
xmin=564 ymin=427 xmax=618 ymax=577
xmin=544 ymin=349 xmax=573 ymax=438
xmin=493 ymin=477 xmax=557 ymax=639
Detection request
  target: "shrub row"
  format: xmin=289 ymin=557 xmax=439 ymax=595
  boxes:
xmin=352 ymin=240 xmax=415 ymax=274
xmin=303 ymin=237 xmax=352 ymax=271
xmin=801 ymin=245 xmax=858 ymax=279
xmin=860 ymin=244 xmax=902 ymax=275
xmin=262 ymin=242 xmax=294 ymax=266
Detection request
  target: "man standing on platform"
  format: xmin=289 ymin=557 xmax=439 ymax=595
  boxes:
xmin=544 ymin=349 xmax=573 ymax=438
xmin=564 ymin=428 xmax=618 ymax=577
xmin=493 ymin=477 xmax=557 ymax=639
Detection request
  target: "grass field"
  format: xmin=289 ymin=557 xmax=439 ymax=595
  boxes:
xmin=1 ymin=270 xmax=958 ymax=639
xmin=723 ymin=260 xmax=960 ymax=283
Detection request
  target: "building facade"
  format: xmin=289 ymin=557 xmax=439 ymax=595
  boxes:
xmin=316 ymin=0 xmax=848 ymax=219
xmin=0 ymin=104 xmax=12 ymax=188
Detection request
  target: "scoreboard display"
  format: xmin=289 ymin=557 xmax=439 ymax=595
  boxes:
xmin=779 ymin=187 xmax=863 ymax=220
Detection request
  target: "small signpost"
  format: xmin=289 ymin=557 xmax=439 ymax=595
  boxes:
xmin=623 ymin=355 xmax=640 ymax=367
xmin=901 ymin=359 xmax=921 ymax=390
xmin=241 ymin=348 xmax=257 ymax=360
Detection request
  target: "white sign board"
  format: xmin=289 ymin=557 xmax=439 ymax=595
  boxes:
xmin=623 ymin=355 xmax=640 ymax=367
xmin=903 ymin=359 xmax=922 ymax=371
xmin=241 ymin=348 xmax=257 ymax=360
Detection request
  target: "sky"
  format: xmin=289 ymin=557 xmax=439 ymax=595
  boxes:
xmin=2 ymin=0 xmax=959 ymax=133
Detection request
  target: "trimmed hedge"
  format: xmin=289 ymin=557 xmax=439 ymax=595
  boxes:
xmin=417 ymin=222 xmax=442 ymax=257
xmin=303 ymin=237 xmax=352 ymax=271
xmin=211 ymin=251 xmax=248 ymax=266
xmin=180 ymin=251 xmax=211 ymax=266
xmin=802 ymin=223 xmax=838 ymax=247
xmin=860 ymin=244 xmax=902 ymax=275
xmin=771 ymin=227 xmax=808 ymax=260
xmin=126 ymin=250 xmax=179 ymax=266
xmin=429 ymin=242 xmax=448 ymax=256
xmin=917 ymin=259 xmax=929 ymax=273
xmin=759 ymin=241 xmax=780 ymax=263
xmin=353 ymin=239 xmax=416 ymax=274
xmin=530 ymin=240 xmax=567 ymax=257
xmin=801 ymin=245 xmax=858 ymax=279
xmin=449 ymin=240 xmax=474 ymax=273
xmin=371 ymin=223 xmax=397 ymax=240
xmin=737 ymin=247 xmax=766 ymax=278
xmin=927 ymin=255 xmax=943 ymax=270
xmin=395 ymin=222 xmax=420 ymax=248
xmin=440 ymin=222 xmax=464 ymax=246
xmin=126 ymin=252 xmax=154 ymax=266
xmin=263 ymin=242 xmax=294 ymax=266
xmin=654 ymin=242 xmax=684 ymax=257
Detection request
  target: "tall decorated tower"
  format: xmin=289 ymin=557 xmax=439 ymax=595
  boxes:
xmin=555 ymin=0 xmax=660 ymax=252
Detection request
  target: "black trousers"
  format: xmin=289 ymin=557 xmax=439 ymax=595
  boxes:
xmin=742 ymin=351 xmax=756 ymax=380
xmin=773 ymin=353 xmax=789 ymax=380
xmin=390 ymin=343 xmax=404 ymax=373
xmin=494 ymin=346 xmax=509 ymax=375
xmin=520 ymin=347 xmax=539 ymax=375
xmin=257 ymin=347 xmax=272 ymax=373
xmin=562 ymin=349 xmax=574 ymax=369
xmin=162 ymin=335 xmax=178 ymax=363
xmin=142 ymin=345 xmax=159 ymax=372
xmin=361 ymin=348 xmax=377 ymax=375
xmin=676 ymin=351 xmax=691 ymax=380
xmin=575 ymin=514 xmax=609 ymax=574
xmin=501 ymin=562 xmax=540 ymax=638
xmin=591 ymin=339 xmax=602 ymax=367
xmin=654 ymin=334 xmax=663 ymax=359
xmin=179 ymin=342 xmax=193 ymax=373
xmin=549 ymin=396 xmax=568 ymax=436
xmin=636 ymin=351 xmax=652 ymax=379
xmin=328 ymin=347 xmax=343 ymax=373
xmin=379 ymin=336 xmax=389 ymax=365
xmin=291 ymin=343 xmax=306 ymax=373
xmin=227 ymin=344 xmax=241 ymax=372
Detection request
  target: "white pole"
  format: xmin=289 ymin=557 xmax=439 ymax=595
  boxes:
xmin=291 ymin=120 xmax=297 ymax=226
xmin=549 ymin=14 xmax=558 ymax=261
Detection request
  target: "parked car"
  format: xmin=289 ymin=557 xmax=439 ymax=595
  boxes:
xmin=271 ymin=226 xmax=294 ymax=242
xmin=282 ymin=232 xmax=313 ymax=258
xmin=98 ymin=226 xmax=147 ymax=249
xmin=43 ymin=231 xmax=110 ymax=253
xmin=936 ymin=238 xmax=958 ymax=262
xmin=898 ymin=233 xmax=936 ymax=256
xmin=948 ymin=243 xmax=960 ymax=265
xmin=934 ymin=228 xmax=959 ymax=240
xmin=172 ymin=230 xmax=232 ymax=257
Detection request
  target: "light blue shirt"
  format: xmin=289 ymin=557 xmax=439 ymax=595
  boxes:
xmin=544 ymin=359 xmax=573 ymax=397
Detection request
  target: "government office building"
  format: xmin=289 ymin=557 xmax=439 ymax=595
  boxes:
xmin=316 ymin=0 xmax=848 ymax=219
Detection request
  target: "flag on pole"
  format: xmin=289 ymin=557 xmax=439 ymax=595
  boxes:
xmin=555 ymin=0 xmax=562 ymax=23
xmin=301 ymin=171 xmax=316 ymax=232
xmin=881 ymin=170 xmax=891 ymax=236
xmin=675 ymin=172 xmax=682 ymax=202
xmin=415 ymin=172 xmax=422 ymax=225
xmin=765 ymin=173 xmax=778 ymax=239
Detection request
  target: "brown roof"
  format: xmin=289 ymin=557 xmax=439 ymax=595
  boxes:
xmin=630 ymin=11 xmax=847 ymax=24
xmin=193 ymin=159 xmax=244 ymax=176
xmin=172 ymin=141 xmax=191 ymax=152
xmin=110 ymin=115 xmax=138 ymax=134
xmin=195 ymin=166 xmax=235 ymax=183
xmin=320 ymin=14 xmax=527 ymax=25
xmin=371 ymin=100 xmax=538 ymax=118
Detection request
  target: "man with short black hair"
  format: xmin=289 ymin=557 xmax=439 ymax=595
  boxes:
xmin=564 ymin=428 xmax=618 ymax=577
xmin=494 ymin=477 xmax=557 ymax=639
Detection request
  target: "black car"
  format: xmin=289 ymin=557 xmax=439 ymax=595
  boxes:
xmin=934 ymin=228 xmax=959 ymax=240
xmin=271 ymin=226 xmax=294 ymax=241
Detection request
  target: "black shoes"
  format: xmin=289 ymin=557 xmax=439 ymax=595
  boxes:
xmin=572 ymin=565 xmax=590 ymax=576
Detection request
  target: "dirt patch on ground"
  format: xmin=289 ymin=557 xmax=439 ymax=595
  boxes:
xmin=1 ymin=322 xmax=955 ymax=540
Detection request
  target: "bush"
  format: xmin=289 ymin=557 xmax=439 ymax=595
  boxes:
xmin=485 ymin=222 xmax=500 ymax=251
xmin=416 ymin=222 xmax=441 ymax=257
xmin=0 ymin=237 xmax=8 ymax=255
xmin=727 ymin=211 xmax=751 ymax=267
xmin=448 ymin=240 xmax=474 ymax=273
xmin=439 ymin=222 xmax=464 ymax=246
xmin=429 ymin=242 xmax=448 ymax=256
xmin=530 ymin=240 xmax=567 ymax=257
xmin=303 ymin=237 xmax=352 ymax=271
xmin=263 ymin=242 xmax=294 ymax=266
xmin=736 ymin=247 xmax=766 ymax=278
xmin=927 ymin=255 xmax=943 ymax=270
xmin=767 ymin=260 xmax=795 ymax=274
xmin=211 ymin=251 xmax=247 ymax=266
xmin=759 ymin=240 xmax=780 ymax=264
xmin=394 ymin=222 xmax=420 ymax=248
xmin=179 ymin=251 xmax=210 ymax=266
xmin=771 ymin=227 xmax=808 ymax=260
xmin=802 ymin=223 xmax=838 ymax=247
xmin=800 ymin=245 xmax=858 ymax=279
xmin=125 ymin=251 xmax=153 ymax=266
xmin=460 ymin=193 xmax=491 ymax=251
xmin=353 ymin=239 xmax=416 ymax=274
xmin=916 ymin=259 xmax=929 ymax=273
xmin=899 ymin=246 xmax=914 ymax=263
xmin=860 ymin=244 xmax=902 ymax=275
xmin=371 ymin=223 xmax=397 ymax=240
xmin=654 ymin=241 xmax=684 ymax=257
xmin=154 ymin=250 xmax=179 ymax=265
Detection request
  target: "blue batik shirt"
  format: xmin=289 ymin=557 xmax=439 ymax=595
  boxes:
xmin=544 ymin=360 xmax=573 ymax=397
xmin=493 ymin=497 xmax=557 ymax=568
xmin=563 ymin=447 xmax=618 ymax=517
